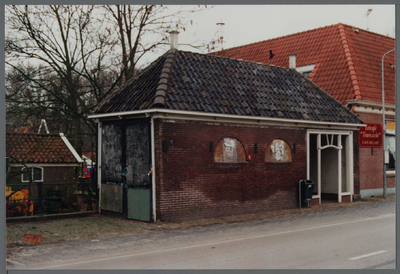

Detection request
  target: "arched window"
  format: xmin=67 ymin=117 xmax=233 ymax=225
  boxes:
xmin=265 ymin=139 xmax=292 ymax=163
xmin=214 ymin=138 xmax=246 ymax=163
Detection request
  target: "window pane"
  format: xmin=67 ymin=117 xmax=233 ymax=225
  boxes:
xmin=389 ymin=151 xmax=395 ymax=169
xmin=33 ymin=168 xmax=42 ymax=181
xmin=386 ymin=136 xmax=396 ymax=170
xmin=22 ymin=168 xmax=30 ymax=182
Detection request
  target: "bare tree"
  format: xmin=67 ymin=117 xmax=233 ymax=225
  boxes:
xmin=6 ymin=5 xmax=127 ymax=155
xmin=103 ymin=5 xmax=208 ymax=82
xmin=5 ymin=5 xmax=208 ymax=154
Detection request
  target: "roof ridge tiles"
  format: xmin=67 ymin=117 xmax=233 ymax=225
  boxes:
xmin=95 ymin=50 xmax=170 ymax=112
xmin=338 ymin=23 xmax=362 ymax=100
xmin=153 ymin=49 xmax=178 ymax=107
xmin=178 ymin=49 xmax=290 ymax=71
xmin=340 ymin=22 xmax=395 ymax=39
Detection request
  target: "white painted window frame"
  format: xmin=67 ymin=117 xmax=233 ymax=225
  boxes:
xmin=307 ymin=130 xmax=354 ymax=204
xmin=21 ymin=166 xmax=44 ymax=183
xmin=295 ymin=64 xmax=315 ymax=77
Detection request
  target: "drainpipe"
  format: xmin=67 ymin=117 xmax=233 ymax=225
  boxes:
xmin=382 ymin=49 xmax=395 ymax=198
xmin=150 ymin=116 xmax=156 ymax=221
xmin=97 ymin=120 xmax=102 ymax=213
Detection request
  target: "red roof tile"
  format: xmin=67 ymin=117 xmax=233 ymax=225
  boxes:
xmin=212 ymin=23 xmax=395 ymax=105
xmin=82 ymin=152 xmax=96 ymax=160
xmin=13 ymin=126 xmax=35 ymax=134
xmin=6 ymin=133 xmax=80 ymax=164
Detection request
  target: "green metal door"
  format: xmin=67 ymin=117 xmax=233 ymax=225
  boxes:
xmin=125 ymin=119 xmax=152 ymax=221
xmin=127 ymin=188 xmax=151 ymax=221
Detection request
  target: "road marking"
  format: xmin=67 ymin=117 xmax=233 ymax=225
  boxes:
xmin=349 ymin=250 xmax=387 ymax=261
xmin=32 ymin=213 xmax=394 ymax=270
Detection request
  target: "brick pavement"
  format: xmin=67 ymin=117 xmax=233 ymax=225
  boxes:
xmin=7 ymin=198 xmax=395 ymax=269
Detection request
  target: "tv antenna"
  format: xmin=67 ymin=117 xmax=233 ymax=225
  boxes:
xmin=216 ymin=22 xmax=225 ymax=51
xmin=38 ymin=119 xmax=49 ymax=134
xmin=365 ymin=9 xmax=372 ymax=30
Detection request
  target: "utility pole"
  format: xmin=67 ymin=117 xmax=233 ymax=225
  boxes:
xmin=382 ymin=48 xmax=395 ymax=198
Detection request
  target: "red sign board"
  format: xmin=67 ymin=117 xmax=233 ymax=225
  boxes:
xmin=359 ymin=123 xmax=383 ymax=148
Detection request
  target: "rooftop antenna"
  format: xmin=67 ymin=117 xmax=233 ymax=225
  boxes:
xmin=38 ymin=119 xmax=49 ymax=134
xmin=365 ymin=9 xmax=372 ymax=30
xmin=216 ymin=22 xmax=225 ymax=51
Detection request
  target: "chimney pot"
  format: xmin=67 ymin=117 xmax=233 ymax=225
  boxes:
xmin=169 ymin=30 xmax=179 ymax=50
xmin=288 ymin=54 xmax=297 ymax=69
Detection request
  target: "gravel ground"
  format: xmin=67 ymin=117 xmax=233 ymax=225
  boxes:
xmin=6 ymin=195 xmax=396 ymax=269
xmin=7 ymin=194 xmax=395 ymax=250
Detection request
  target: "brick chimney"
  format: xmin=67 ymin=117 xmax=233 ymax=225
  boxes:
xmin=169 ymin=30 xmax=179 ymax=50
xmin=288 ymin=54 xmax=297 ymax=69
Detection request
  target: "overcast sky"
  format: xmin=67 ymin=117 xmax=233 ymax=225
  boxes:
xmin=141 ymin=4 xmax=395 ymax=66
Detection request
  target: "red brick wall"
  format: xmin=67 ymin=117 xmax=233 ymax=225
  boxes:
xmin=7 ymin=165 xmax=80 ymax=200
xmin=154 ymin=119 xmax=307 ymax=221
xmin=154 ymin=119 xmax=362 ymax=221
xmin=44 ymin=166 xmax=80 ymax=183
xmin=357 ymin=112 xmax=395 ymax=192
xmin=8 ymin=165 xmax=79 ymax=184
xmin=154 ymin=119 xmax=318 ymax=221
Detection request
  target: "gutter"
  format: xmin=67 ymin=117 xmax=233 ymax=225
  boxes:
xmin=347 ymin=99 xmax=396 ymax=110
xmin=88 ymin=109 xmax=364 ymax=129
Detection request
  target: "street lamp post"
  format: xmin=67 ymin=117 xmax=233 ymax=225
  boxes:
xmin=382 ymin=48 xmax=395 ymax=198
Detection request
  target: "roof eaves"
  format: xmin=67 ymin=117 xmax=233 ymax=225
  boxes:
xmin=59 ymin=133 xmax=84 ymax=163
xmin=153 ymin=49 xmax=178 ymax=108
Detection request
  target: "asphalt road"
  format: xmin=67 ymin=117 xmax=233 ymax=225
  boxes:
xmin=7 ymin=199 xmax=395 ymax=270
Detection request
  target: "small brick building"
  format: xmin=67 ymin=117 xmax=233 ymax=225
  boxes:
xmin=6 ymin=133 xmax=83 ymax=189
xmin=90 ymin=45 xmax=363 ymax=222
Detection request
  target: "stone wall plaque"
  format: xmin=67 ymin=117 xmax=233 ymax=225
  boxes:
xmin=214 ymin=138 xmax=246 ymax=163
xmin=265 ymin=139 xmax=292 ymax=163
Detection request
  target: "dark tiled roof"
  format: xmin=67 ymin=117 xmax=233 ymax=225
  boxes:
xmin=96 ymin=53 xmax=168 ymax=113
xmin=212 ymin=23 xmax=395 ymax=105
xmin=96 ymin=49 xmax=362 ymax=125
xmin=6 ymin=133 xmax=79 ymax=164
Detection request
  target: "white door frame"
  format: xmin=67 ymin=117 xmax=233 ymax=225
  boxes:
xmin=307 ymin=130 xmax=354 ymax=204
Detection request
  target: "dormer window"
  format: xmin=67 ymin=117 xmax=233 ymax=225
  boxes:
xmin=295 ymin=64 xmax=315 ymax=79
